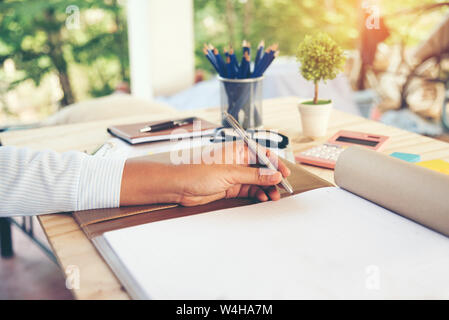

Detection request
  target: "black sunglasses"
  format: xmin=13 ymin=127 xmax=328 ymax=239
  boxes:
xmin=210 ymin=127 xmax=289 ymax=149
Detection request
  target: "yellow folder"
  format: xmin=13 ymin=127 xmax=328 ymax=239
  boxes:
xmin=417 ymin=159 xmax=449 ymax=175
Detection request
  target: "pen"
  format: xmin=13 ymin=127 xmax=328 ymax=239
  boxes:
xmin=223 ymin=111 xmax=294 ymax=194
xmin=140 ymin=117 xmax=196 ymax=133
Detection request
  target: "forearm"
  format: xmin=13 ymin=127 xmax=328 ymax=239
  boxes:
xmin=0 ymin=146 xmax=126 ymax=217
xmin=119 ymin=153 xmax=286 ymax=207
xmin=120 ymin=159 xmax=183 ymax=206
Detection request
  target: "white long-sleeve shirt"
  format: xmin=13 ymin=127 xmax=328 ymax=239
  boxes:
xmin=0 ymin=146 xmax=126 ymax=217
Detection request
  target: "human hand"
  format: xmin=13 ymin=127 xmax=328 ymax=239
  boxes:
xmin=120 ymin=142 xmax=291 ymax=207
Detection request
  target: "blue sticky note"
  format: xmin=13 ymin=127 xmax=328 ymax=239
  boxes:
xmin=390 ymin=152 xmax=421 ymax=163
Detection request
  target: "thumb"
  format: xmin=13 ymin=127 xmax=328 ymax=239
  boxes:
xmin=228 ymin=165 xmax=282 ymax=186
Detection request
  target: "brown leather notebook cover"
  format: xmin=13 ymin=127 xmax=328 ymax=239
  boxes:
xmin=74 ymin=204 xmax=177 ymax=227
xmin=73 ymin=152 xmax=334 ymax=239
xmin=107 ymin=117 xmax=218 ymax=144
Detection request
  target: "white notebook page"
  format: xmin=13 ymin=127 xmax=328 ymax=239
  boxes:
xmin=103 ymin=187 xmax=449 ymax=299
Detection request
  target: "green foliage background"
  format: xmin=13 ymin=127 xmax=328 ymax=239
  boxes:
xmin=193 ymin=0 xmax=449 ymax=77
xmin=194 ymin=0 xmax=359 ymax=76
xmin=0 ymin=0 xmax=128 ymax=108
xmin=1 ymin=0 xmax=449 ymax=121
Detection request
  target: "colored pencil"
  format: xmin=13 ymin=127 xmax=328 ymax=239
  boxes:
xmin=252 ymin=47 xmax=272 ymax=77
xmin=229 ymin=47 xmax=239 ymax=77
xmin=213 ymin=47 xmax=226 ymax=77
xmin=254 ymin=40 xmax=264 ymax=71
xmin=243 ymin=51 xmax=250 ymax=78
xmin=203 ymin=40 xmax=277 ymax=79
xmin=203 ymin=46 xmax=219 ymax=73
xmin=242 ymin=40 xmax=251 ymax=56
xmin=226 ymin=55 xmax=234 ymax=78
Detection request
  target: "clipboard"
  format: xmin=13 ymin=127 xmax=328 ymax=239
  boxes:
xmin=73 ymin=151 xmax=334 ymax=239
xmin=71 ymin=149 xmax=333 ymax=299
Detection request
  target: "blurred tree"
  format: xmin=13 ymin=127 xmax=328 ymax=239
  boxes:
xmin=71 ymin=0 xmax=129 ymax=98
xmin=0 ymin=0 xmax=128 ymax=107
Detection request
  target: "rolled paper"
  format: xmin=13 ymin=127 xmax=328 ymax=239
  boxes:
xmin=335 ymin=146 xmax=449 ymax=237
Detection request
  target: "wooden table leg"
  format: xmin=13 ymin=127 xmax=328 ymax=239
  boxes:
xmin=0 ymin=217 xmax=13 ymax=258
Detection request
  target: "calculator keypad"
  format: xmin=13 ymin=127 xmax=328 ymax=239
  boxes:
xmin=296 ymin=143 xmax=345 ymax=168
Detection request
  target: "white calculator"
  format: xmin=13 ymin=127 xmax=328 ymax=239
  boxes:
xmin=295 ymin=130 xmax=389 ymax=169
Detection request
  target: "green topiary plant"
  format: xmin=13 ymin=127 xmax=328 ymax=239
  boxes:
xmin=296 ymin=33 xmax=346 ymax=105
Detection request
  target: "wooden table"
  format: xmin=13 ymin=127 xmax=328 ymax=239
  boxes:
xmin=2 ymin=96 xmax=449 ymax=299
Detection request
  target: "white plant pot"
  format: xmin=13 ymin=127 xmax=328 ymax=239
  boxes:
xmin=297 ymin=100 xmax=333 ymax=138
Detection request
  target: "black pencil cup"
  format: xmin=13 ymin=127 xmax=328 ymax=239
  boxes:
xmin=219 ymin=76 xmax=263 ymax=129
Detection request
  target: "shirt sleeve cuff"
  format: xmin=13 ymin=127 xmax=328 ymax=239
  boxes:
xmin=76 ymin=156 xmax=126 ymax=211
